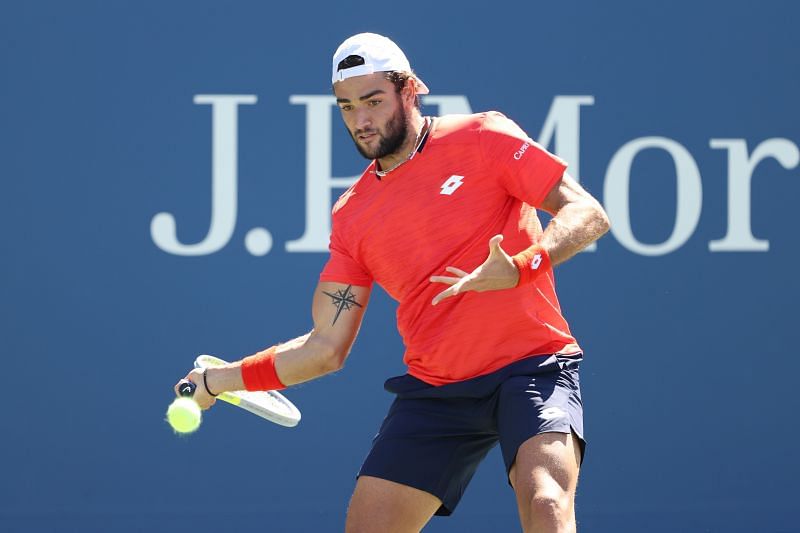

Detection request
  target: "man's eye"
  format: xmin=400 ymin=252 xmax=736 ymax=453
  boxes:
xmin=368 ymin=100 xmax=381 ymax=107
xmin=340 ymin=105 xmax=353 ymax=111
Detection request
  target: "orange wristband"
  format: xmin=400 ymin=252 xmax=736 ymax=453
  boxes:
xmin=241 ymin=347 xmax=286 ymax=391
xmin=512 ymin=245 xmax=551 ymax=286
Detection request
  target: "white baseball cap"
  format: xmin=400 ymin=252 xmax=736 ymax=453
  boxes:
xmin=331 ymin=33 xmax=429 ymax=94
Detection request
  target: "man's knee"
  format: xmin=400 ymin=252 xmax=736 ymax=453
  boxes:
xmin=525 ymin=487 xmax=573 ymax=525
xmin=517 ymin=492 xmax=574 ymax=533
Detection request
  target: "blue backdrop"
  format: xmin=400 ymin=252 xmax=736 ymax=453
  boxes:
xmin=2 ymin=1 xmax=798 ymax=531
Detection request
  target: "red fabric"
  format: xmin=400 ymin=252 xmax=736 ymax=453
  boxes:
xmin=512 ymin=245 xmax=551 ymax=287
xmin=320 ymin=112 xmax=580 ymax=386
xmin=241 ymin=347 xmax=286 ymax=391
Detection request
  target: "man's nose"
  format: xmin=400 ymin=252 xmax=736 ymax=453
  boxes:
xmin=354 ymin=108 xmax=373 ymax=131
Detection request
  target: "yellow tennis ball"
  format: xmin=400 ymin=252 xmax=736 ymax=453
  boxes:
xmin=166 ymin=397 xmax=202 ymax=434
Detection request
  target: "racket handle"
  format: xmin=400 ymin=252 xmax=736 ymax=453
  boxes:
xmin=178 ymin=380 xmax=196 ymax=397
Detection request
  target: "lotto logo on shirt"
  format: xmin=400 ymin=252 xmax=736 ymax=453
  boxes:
xmin=440 ymin=175 xmax=465 ymax=195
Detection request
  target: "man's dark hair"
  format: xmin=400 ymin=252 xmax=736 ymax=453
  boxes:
xmin=336 ymin=55 xmax=422 ymax=110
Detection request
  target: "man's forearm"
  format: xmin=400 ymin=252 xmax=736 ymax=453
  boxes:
xmin=205 ymin=331 xmax=341 ymax=394
xmin=539 ymin=198 xmax=610 ymax=266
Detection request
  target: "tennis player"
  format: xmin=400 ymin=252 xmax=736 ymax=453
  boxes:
xmin=175 ymin=32 xmax=610 ymax=532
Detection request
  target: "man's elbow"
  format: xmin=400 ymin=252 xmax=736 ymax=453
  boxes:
xmin=589 ymin=198 xmax=611 ymax=236
xmin=596 ymin=205 xmax=611 ymax=235
xmin=317 ymin=342 xmax=350 ymax=375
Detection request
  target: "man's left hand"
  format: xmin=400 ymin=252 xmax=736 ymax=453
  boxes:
xmin=430 ymin=235 xmax=519 ymax=305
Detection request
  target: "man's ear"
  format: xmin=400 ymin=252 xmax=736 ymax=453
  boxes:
xmin=402 ymin=78 xmax=418 ymax=105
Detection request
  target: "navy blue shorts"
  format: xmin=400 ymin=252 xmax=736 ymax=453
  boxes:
xmin=358 ymin=353 xmax=585 ymax=516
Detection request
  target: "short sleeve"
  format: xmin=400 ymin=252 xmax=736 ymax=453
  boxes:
xmin=479 ymin=112 xmax=567 ymax=207
xmin=319 ymin=224 xmax=373 ymax=287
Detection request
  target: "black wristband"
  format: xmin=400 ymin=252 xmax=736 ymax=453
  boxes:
xmin=202 ymin=369 xmax=219 ymax=397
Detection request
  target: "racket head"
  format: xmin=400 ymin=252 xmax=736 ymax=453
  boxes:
xmin=194 ymin=354 xmax=301 ymax=427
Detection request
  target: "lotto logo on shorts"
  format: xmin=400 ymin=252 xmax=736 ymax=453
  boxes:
xmin=539 ymin=407 xmax=566 ymax=420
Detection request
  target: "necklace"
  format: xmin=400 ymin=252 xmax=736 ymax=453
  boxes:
xmin=374 ymin=117 xmax=432 ymax=178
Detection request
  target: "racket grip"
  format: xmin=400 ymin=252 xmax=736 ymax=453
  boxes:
xmin=178 ymin=380 xmax=196 ymax=397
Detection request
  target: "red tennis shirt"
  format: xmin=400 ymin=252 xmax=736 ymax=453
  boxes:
xmin=320 ymin=112 xmax=580 ymax=385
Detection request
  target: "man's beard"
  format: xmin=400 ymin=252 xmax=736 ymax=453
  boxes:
xmin=351 ymin=104 xmax=409 ymax=161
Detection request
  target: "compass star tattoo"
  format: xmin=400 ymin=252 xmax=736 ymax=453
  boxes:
xmin=322 ymin=285 xmax=363 ymax=325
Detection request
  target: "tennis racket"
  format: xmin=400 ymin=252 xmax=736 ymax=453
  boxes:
xmin=180 ymin=354 xmax=301 ymax=427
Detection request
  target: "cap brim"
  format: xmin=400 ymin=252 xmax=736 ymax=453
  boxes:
xmin=413 ymin=77 xmax=430 ymax=95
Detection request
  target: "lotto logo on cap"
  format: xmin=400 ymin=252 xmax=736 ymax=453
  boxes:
xmin=332 ymin=32 xmax=429 ymax=94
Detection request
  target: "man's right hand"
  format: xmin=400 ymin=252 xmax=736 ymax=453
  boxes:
xmin=173 ymin=368 xmax=217 ymax=410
